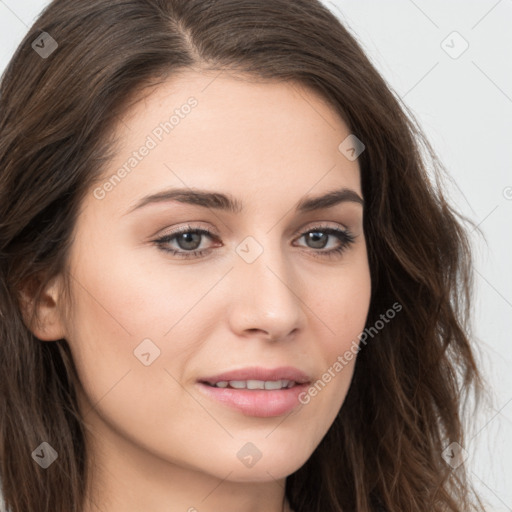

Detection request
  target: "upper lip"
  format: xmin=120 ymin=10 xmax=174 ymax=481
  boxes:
xmin=198 ymin=366 xmax=312 ymax=385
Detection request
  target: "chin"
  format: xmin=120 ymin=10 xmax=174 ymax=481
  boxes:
xmin=220 ymin=449 xmax=313 ymax=483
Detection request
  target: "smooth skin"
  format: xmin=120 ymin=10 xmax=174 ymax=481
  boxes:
xmin=28 ymin=70 xmax=371 ymax=512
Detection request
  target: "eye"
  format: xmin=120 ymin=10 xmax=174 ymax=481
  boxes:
xmin=294 ymin=225 xmax=356 ymax=259
xmin=154 ymin=225 xmax=217 ymax=259
xmin=153 ymin=224 xmax=356 ymax=260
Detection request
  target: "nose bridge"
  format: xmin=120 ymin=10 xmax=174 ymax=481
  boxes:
xmin=229 ymin=233 xmax=305 ymax=339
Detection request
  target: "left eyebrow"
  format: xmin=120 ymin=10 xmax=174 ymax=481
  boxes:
xmin=296 ymin=188 xmax=364 ymax=212
xmin=124 ymin=187 xmax=364 ymax=216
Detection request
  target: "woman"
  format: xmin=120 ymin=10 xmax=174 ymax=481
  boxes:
xmin=0 ymin=0 xmax=487 ymax=511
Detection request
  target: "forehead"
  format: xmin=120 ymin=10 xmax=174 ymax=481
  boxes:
xmin=90 ymin=70 xmax=361 ymax=216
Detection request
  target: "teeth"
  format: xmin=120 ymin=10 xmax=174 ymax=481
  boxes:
xmin=211 ymin=379 xmax=296 ymax=389
xmin=229 ymin=380 xmax=246 ymax=389
xmin=264 ymin=380 xmax=283 ymax=390
xmin=247 ymin=379 xmax=265 ymax=389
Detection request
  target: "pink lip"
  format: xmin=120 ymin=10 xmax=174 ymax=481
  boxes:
xmin=196 ymin=382 xmax=310 ymax=417
xmin=198 ymin=366 xmax=311 ymax=385
xmin=196 ymin=366 xmax=312 ymax=418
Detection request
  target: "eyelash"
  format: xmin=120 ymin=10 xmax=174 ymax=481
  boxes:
xmin=153 ymin=224 xmax=356 ymax=260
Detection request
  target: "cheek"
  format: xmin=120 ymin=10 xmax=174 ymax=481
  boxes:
xmin=67 ymin=236 xmax=218 ymax=345
xmin=300 ymin=257 xmax=371 ymax=425
xmin=63 ymin=236 xmax=227 ymax=415
xmin=312 ymin=255 xmax=371 ymax=353
xmin=64 ymin=257 xmax=207 ymax=458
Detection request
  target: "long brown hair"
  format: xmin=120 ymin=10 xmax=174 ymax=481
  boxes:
xmin=0 ymin=0 xmax=488 ymax=510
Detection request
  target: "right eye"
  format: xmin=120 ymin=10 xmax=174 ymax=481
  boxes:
xmin=154 ymin=225 xmax=220 ymax=259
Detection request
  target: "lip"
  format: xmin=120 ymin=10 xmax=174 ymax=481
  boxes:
xmin=198 ymin=366 xmax=311 ymax=385
xmin=196 ymin=366 xmax=312 ymax=418
xmin=196 ymin=381 xmax=310 ymax=417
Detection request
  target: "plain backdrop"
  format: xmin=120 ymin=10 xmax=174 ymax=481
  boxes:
xmin=0 ymin=0 xmax=511 ymax=510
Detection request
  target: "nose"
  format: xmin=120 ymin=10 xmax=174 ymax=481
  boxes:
xmin=227 ymin=239 xmax=306 ymax=342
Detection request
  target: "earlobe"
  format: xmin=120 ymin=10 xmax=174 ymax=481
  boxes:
xmin=18 ymin=274 xmax=67 ymax=341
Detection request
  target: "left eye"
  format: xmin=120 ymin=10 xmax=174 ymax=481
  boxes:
xmin=154 ymin=225 xmax=355 ymax=259
xmin=297 ymin=228 xmax=347 ymax=250
xmin=166 ymin=230 xmax=208 ymax=251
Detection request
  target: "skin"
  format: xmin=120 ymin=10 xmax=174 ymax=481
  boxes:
xmin=30 ymin=70 xmax=371 ymax=512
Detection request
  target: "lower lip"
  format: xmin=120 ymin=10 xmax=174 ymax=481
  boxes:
xmin=196 ymin=382 xmax=310 ymax=417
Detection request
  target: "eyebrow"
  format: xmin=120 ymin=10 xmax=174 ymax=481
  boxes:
xmin=125 ymin=187 xmax=364 ymax=216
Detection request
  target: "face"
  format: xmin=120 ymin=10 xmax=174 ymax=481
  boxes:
xmin=57 ymin=71 xmax=371 ymax=486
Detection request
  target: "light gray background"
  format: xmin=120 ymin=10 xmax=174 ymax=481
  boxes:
xmin=0 ymin=0 xmax=511 ymax=510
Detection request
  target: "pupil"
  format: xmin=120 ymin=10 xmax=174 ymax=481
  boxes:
xmin=178 ymin=232 xmax=201 ymax=250
xmin=308 ymin=231 xmax=327 ymax=249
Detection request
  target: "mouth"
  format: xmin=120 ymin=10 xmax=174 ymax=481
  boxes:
xmin=196 ymin=366 xmax=312 ymax=417
xmin=198 ymin=365 xmax=311 ymax=386
xmin=200 ymin=379 xmax=299 ymax=390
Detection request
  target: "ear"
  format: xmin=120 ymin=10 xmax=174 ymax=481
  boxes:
xmin=18 ymin=273 xmax=67 ymax=341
